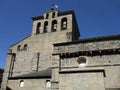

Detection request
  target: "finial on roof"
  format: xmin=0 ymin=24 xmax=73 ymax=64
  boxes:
xmin=51 ymin=4 xmax=58 ymax=10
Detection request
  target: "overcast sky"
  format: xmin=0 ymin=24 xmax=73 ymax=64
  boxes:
xmin=0 ymin=0 xmax=120 ymax=68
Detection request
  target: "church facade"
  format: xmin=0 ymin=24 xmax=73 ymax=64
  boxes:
xmin=1 ymin=9 xmax=120 ymax=90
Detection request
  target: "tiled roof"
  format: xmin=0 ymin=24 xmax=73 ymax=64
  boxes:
xmin=32 ymin=10 xmax=74 ymax=21
xmin=53 ymin=34 xmax=120 ymax=46
xmin=9 ymin=68 xmax=51 ymax=79
xmin=58 ymin=10 xmax=74 ymax=16
xmin=32 ymin=16 xmax=44 ymax=21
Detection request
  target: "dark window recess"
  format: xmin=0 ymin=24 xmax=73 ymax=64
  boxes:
xmin=61 ymin=18 xmax=67 ymax=30
xmin=17 ymin=45 xmax=21 ymax=51
xmin=23 ymin=44 xmax=28 ymax=51
xmin=36 ymin=22 xmax=41 ymax=34
xmin=52 ymin=12 xmax=55 ymax=18
xmin=51 ymin=20 xmax=57 ymax=32
xmin=46 ymin=14 xmax=49 ymax=19
xmin=43 ymin=21 xmax=48 ymax=33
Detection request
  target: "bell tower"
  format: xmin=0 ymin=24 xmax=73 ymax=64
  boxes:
xmin=31 ymin=9 xmax=80 ymax=42
xmin=30 ymin=9 xmax=80 ymax=71
xmin=1 ymin=8 xmax=80 ymax=90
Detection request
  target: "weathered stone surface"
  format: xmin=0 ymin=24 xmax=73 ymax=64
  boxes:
xmin=1 ymin=10 xmax=79 ymax=90
xmin=7 ymin=78 xmax=51 ymax=90
xmin=1 ymin=9 xmax=120 ymax=90
xmin=54 ymin=40 xmax=120 ymax=54
xmin=59 ymin=72 xmax=105 ymax=90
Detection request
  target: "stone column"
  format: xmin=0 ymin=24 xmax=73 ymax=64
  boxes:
xmin=51 ymin=55 xmax=60 ymax=90
xmin=1 ymin=50 xmax=15 ymax=90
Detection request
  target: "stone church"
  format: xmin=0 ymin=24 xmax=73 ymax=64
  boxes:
xmin=1 ymin=8 xmax=120 ymax=90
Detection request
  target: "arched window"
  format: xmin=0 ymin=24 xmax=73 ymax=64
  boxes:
xmin=23 ymin=44 xmax=28 ymax=51
xmin=19 ymin=80 xmax=24 ymax=87
xmin=46 ymin=13 xmax=49 ymax=19
xmin=36 ymin=22 xmax=41 ymax=34
xmin=61 ymin=17 xmax=67 ymax=30
xmin=17 ymin=45 xmax=21 ymax=51
xmin=77 ymin=57 xmax=87 ymax=67
xmin=52 ymin=12 xmax=55 ymax=18
xmin=46 ymin=80 xmax=51 ymax=88
xmin=43 ymin=21 xmax=48 ymax=33
xmin=51 ymin=20 xmax=57 ymax=32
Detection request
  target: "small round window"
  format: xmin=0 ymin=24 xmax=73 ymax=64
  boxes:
xmin=77 ymin=57 xmax=87 ymax=67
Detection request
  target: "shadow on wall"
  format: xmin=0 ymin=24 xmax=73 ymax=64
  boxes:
xmin=0 ymin=68 xmax=4 ymax=89
xmin=106 ymin=88 xmax=120 ymax=90
xmin=6 ymin=86 xmax=12 ymax=90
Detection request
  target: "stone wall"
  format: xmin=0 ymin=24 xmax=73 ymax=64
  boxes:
xmin=52 ymin=38 xmax=120 ymax=89
xmin=59 ymin=72 xmax=105 ymax=90
xmin=54 ymin=40 xmax=120 ymax=54
xmin=60 ymin=55 xmax=120 ymax=68
xmin=7 ymin=10 xmax=77 ymax=76
xmin=7 ymin=78 xmax=51 ymax=90
xmin=58 ymin=56 xmax=120 ymax=89
xmin=9 ymin=29 xmax=72 ymax=76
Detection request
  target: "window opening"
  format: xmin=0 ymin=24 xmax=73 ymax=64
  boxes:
xmin=36 ymin=22 xmax=41 ymax=34
xmin=52 ymin=12 xmax=55 ymax=18
xmin=19 ymin=80 xmax=24 ymax=87
xmin=61 ymin=18 xmax=67 ymax=30
xmin=23 ymin=44 xmax=28 ymax=51
xmin=46 ymin=14 xmax=49 ymax=19
xmin=17 ymin=45 xmax=21 ymax=51
xmin=43 ymin=21 xmax=48 ymax=33
xmin=77 ymin=57 xmax=86 ymax=67
xmin=51 ymin=20 xmax=57 ymax=32
xmin=46 ymin=80 xmax=51 ymax=88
